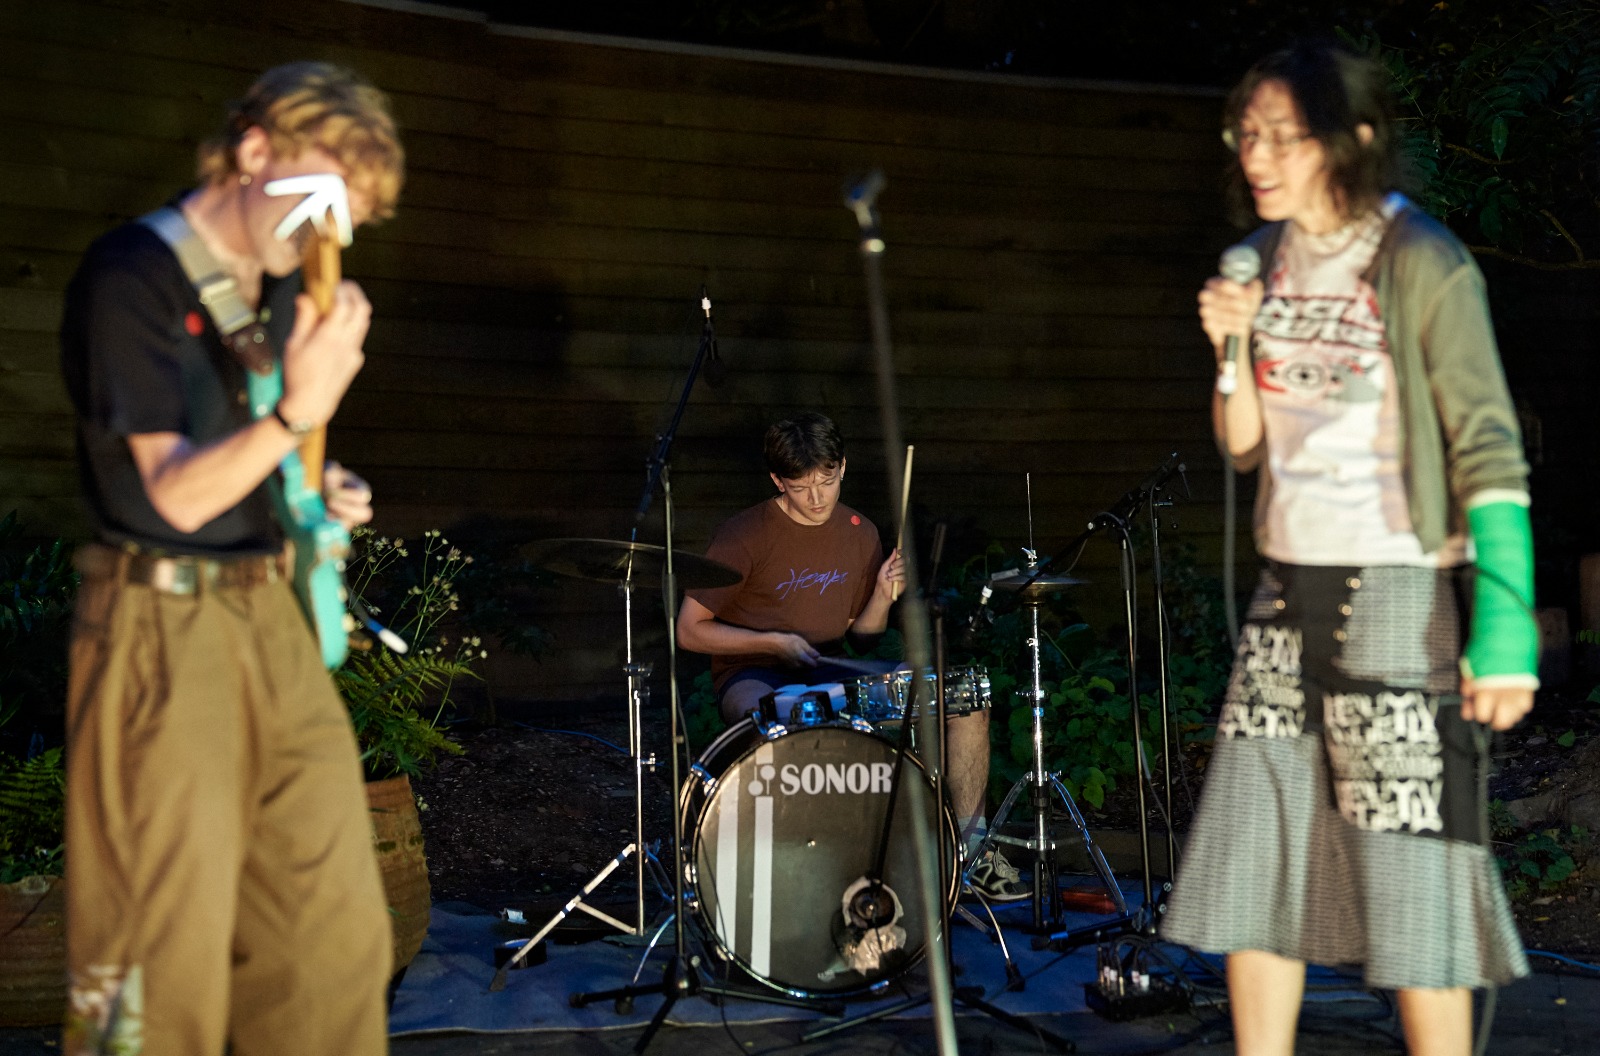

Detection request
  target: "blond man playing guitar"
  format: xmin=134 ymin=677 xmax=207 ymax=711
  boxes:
xmin=60 ymin=62 xmax=402 ymax=1056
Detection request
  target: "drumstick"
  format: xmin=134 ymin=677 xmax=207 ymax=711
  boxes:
xmin=819 ymin=656 xmax=891 ymax=676
xmin=892 ymin=444 xmax=913 ymax=601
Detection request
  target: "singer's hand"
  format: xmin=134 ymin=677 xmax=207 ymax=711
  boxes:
xmin=1198 ymin=276 xmax=1265 ymax=362
xmin=1461 ymin=676 xmax=1534 ymax=732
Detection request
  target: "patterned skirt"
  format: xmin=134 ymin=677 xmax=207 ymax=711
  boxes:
xmin=1161 ymin=562 xmax=1527 ymax=990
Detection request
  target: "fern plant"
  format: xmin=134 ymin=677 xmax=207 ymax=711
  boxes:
xmin=0 ymin=742 xmax=65 ymax=883
xmin=336 ymin=649 xmax=469 ymax=780
xmin=337 ymin=528 xmax=482 ymax=781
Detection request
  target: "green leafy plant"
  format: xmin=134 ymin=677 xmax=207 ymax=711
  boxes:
xmin=0 ymin=511 xmax=78 ymax=726
xmin=1350 ymin=4 xmax=1600 ymax=269
xmin=0 ymin=513 xmax=76 ymax=881
xmin=0 ymin=703 xmax=65 ymax=884
xmin=336 ymin=528 xmax=483 ymax=781
xmin=1496 ymin=824 xmax=1589 ymax=902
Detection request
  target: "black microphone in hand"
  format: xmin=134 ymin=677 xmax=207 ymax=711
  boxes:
xmin=1216 ymin=243 xmax=1261 ymax=396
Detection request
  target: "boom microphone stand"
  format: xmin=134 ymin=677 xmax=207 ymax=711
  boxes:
xmin=565 ymin=292 xmax=824 ymax=1052
xmin=1039 ymin=454 xmax=1188 ymax=953
xmin=803 ymin=173 xmax=1084 ymax=1054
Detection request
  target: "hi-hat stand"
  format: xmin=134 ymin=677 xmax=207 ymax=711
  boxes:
xmin=978 ymin=547 xmax=1127 ymax=935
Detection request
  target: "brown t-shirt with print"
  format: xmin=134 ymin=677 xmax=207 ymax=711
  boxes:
xmin=688 ymin=498 xmax=885 ymax=691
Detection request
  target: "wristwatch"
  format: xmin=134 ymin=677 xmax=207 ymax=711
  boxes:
xmin=272 ymin=403 xmax=316 ymax=437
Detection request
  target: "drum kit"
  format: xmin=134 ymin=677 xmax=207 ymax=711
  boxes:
xmin=488 ymin=185 xmax=1190 ymax=1054
xmin=495 ymin=530 xmax=1138 ymax=1018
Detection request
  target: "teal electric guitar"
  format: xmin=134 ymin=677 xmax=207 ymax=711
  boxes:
xmin=245 ymin=209 xmax=352 ymax=669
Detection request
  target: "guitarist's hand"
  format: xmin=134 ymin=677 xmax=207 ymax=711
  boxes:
xmin=323 ymin=461 xmax=373 ymax=530
xmin=278 ymin=281 xmax=371 ymax=426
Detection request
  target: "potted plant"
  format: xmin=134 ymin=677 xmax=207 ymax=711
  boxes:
xmin=337 ymin=528 xmax=481 ymax=974
xmin=0 ymin=512 xmax=76 ymax=1027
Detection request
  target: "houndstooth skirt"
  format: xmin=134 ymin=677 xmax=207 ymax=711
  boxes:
xmin=1161 ymin=563 xmax=1528 ymax=990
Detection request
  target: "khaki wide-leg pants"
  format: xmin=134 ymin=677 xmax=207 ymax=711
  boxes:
xmin=63 ymin=552 xmax=391 ymax=1056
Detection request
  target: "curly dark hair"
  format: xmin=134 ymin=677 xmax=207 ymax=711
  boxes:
xmin=763 ymin=413 xmax=844 ymax=479
xmin=1222 ymin=42 xmax=1412 ymax=227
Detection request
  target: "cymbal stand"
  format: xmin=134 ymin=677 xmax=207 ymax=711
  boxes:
xmin=490 ymin=566 xmax=657 ymax=994
xmin=978 ymin=549 xmax=1128 ymax=935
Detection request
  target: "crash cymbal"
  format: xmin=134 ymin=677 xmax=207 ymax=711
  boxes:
xmin=988 ymin=567 xmax=1086 ymax=596
xmin=521 ymin=537 xmax=742 ymax=590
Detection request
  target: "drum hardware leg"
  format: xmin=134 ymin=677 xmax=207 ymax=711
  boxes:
xmin=490 ymin=844 xmax=639 ymax=992
xmin=1035 ymin=881 xmax=1172 ymax=954
xmin=627 ymin=912 xmax=677 ymax=987
xmin=800 ymin=984 xmax=1074 ymax=1052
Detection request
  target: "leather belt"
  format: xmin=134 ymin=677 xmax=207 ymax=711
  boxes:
xmin=75 ymin=543 xmax=292 ymax=595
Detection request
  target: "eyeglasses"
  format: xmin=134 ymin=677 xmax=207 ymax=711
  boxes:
xmin=1222 ymin=127 xmax=1313 ymax=156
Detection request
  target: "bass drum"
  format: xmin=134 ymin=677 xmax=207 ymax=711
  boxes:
xmin=682 ymin=718 xmax=956 ymax=998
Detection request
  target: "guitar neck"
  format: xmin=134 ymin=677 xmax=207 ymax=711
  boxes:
xmin=297 ymin=223 xmax=341 ymax=493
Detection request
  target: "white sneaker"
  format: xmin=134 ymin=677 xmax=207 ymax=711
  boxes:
xmin=967 ymin=848 xmax=1029 ymax=901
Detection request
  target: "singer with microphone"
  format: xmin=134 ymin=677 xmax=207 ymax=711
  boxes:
xmin=1162 ymin=42 xmax=1537 ymax=1056
xmin=677 ymin=412 xmax=1026 ymax=900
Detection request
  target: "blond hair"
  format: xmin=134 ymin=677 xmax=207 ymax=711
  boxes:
xmin=197 ymin=61 xmax=404 ymax=220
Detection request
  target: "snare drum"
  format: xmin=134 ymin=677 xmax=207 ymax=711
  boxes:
xmin=681 ymin=717 xmax=956 ymax=998
xmin=843 ymin=665 xmax=992 ymax=726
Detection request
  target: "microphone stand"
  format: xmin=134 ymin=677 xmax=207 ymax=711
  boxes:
xmin=1039 ymin=454 xmax=1188 ymax=954
xmin=569 ymin=291 xmax=823 ymax=1052
xmin=803 ymin=173 xmax=1076 ymax=1055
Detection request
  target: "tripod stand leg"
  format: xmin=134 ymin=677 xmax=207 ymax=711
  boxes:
xmin=490 ymin=843 xmax=636 ymax=992
xmin=1049 ymin=776 xmax=1128 ymax=915
xmin=955 ymin=988 xmax=1076 ymax=1053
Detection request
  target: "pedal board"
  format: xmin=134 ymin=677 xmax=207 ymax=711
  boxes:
xmin=1084 ymin=943 xmax=1189 ymax=1021
xmin=1084 ymin=976 xmax=1188 ymax=1021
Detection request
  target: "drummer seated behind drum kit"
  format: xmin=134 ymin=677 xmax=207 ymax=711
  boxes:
xmin=676 ymin=412 xmax=1027 ymax=904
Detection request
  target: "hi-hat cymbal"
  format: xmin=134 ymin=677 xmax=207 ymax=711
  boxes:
xmin=988 ymin=567 xmax=1086 ymax=596
xmin=521 ymin=537 xmax=743 ymax=590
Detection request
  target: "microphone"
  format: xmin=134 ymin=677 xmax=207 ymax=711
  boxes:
xmin=964 ymin=584 xmax=993 ymax=637
xmin=700 ymin=287 xmax=726 ymax=388
xmin=1216 ymin=243 xmax=1261 ymax=396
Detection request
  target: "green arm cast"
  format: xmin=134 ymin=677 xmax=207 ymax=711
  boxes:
xmin=1464 ymin=500 xmax=1537 ymax=681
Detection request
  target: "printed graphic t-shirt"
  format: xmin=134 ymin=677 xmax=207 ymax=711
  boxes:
xmin=687 ymin=498 xmax=885 ymax=691
xmin=1253 ymin=194 xmax=1468 ymax=568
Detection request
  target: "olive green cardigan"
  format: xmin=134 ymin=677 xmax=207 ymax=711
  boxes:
xmin=1234 ymin=203 xmax=1530 ymax=555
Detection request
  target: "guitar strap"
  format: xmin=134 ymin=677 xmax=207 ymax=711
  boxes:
xmin=139 ymin=204 xmax=297 ymax=543
xmin=138 ymin=206 xmax=277 ymax=376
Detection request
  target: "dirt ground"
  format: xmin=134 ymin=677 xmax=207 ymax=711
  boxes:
xmin=412 ymin=692 xmax=1600 ymax=955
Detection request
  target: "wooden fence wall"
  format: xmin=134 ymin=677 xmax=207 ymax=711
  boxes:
xmin=1 ymin=0 xmax=1245 ymax=705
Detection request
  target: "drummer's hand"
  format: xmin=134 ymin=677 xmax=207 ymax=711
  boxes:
xmin=768 ymin=632 xmax=821 ymax=667
xmin=875 ymin=548 xmax=905 ymax=601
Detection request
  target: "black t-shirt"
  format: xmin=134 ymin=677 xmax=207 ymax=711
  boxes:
xmin=59 ymin=217 xmax=299 ymax=555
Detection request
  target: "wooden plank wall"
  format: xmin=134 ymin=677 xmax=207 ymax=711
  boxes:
xmin=0 ymin=0 xmax=1239 ymax=705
